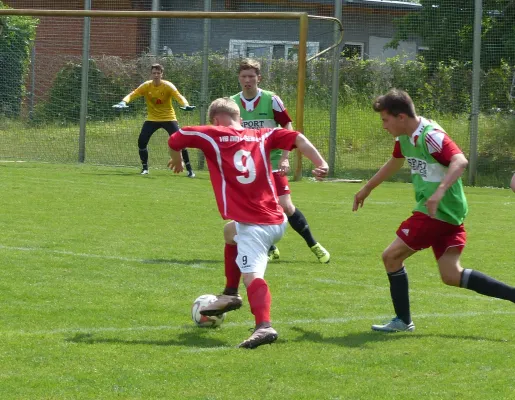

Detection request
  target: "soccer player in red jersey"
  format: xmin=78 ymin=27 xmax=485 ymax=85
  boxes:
xmin=167 ymin=97 xmax=329 ymax=348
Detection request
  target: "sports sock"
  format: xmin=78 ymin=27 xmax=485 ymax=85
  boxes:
xmin=223 ymin=244 xmax=241 ymax=295
xmin=246 ymin=278 xmax=271 ymax=327
xmin=181 ymin=149 xmax=192 ymax=172
xmin=287 ymin=208 xmax=317 ymax=248
xmin=138 ymin=148 xmax=149 ymax=165
xmin=460 ymin=269 xmax=515 ymax=302
xmin=387 ymin=266 xmax=411 ymax=325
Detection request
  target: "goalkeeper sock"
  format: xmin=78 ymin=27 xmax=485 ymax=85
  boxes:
xmin=181 ymin=149 xmax=192 ymax=172
xmin=139 ymin=148 xmax=149 ymax=165
xmin=288 ymin=208 xmax=317 ymax=247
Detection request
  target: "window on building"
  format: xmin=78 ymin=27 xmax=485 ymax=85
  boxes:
xmin=229 ymin=40 xmax=319 ymax=61
xmin=341 ymin=42 xmax=364 ymax=59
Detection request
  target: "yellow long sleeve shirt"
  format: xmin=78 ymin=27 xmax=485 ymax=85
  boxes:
xmin=123 ymin=80 xmax=189 ymax=122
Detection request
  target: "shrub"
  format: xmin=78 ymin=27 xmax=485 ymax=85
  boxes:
xmin=34 ymin=59 xmax=136 ymax=124
xmin=35 ymin=52 xmax=513 ymax=123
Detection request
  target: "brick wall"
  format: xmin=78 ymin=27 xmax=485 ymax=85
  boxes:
xmin=5 ymin=0 xmax=151 ymax=98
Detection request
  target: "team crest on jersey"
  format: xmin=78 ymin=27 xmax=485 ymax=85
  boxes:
xmin=407 ymin=157 xmax=427 ymax=178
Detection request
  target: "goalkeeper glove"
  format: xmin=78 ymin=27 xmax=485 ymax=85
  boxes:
xmin=180 ymin=105 xmax=196 ymax=111
xmin=113 ymin=101 xmax=128 ymax=109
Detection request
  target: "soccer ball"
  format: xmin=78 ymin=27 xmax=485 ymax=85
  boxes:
xmin=191 ymin=294 xmax=225 ymax=328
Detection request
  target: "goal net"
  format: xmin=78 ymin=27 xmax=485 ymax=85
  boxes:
xmin=0 ymin=5 xmax=338 ymax=178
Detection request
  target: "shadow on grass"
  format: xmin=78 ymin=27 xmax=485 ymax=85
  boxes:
xmin=289 ymin=327 xmax=508 ymax=347
xmin=66 ymin=329 xmax=230 ymax=348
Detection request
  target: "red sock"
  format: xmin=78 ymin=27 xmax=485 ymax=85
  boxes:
xmin=224 ymin=244 xmax=241 ymax=291
xmin=246 ymin=278 xmax=271 ymax=326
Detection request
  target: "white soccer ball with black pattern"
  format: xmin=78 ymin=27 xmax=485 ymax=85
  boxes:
xmin=191 ymin=294 xmax=226 ymax=328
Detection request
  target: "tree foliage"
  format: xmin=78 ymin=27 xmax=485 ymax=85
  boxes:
xmin=392 ymin=0 xmax=515 ymax=69
xmin=0 ymin=1 xmax=38 ymax=116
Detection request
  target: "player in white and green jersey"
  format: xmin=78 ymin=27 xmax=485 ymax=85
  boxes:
xmin=231 ymin=58 xmax=330 ymax=264
xmin=353 ymin=88 xmax=515 ymax=333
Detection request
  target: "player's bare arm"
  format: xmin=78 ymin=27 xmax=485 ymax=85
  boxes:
xmin=353 ymin=157 xmax=405 ymax=212
xmin=426 ymin=153 xmax=468 ymax=218
xmin=278 ymin=122 xmax=293 ymax=175
xmin=167 ymin=148 xmax=184 ymax=174
xmin=294 ymin=134 xmax=328 ymax=180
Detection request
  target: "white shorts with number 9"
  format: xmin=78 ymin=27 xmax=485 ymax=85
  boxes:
xmin=234 ymin=216 xmax=287 ymax=278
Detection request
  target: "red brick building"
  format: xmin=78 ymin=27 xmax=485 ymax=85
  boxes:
xmin=5 ymin=0 xmax=151 ymax=97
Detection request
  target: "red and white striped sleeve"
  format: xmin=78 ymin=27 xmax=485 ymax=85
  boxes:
xmin=271 ymin=94 xmax=293 ymax=127
xmin=425 ymin=129 xmax=463 ymax=166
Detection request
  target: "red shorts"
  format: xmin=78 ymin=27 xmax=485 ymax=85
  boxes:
xmin=273 ymin=172 xmax=291 ymax=197
xmin=396 ymin=212 xmax=467 ymax=260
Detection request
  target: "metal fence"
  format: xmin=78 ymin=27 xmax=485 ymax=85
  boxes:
xmin=0 ymin=0 xmax=513 ymax=187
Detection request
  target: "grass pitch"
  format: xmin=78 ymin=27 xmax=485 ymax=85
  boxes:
xmin=0 ymin=162 xmax=514 ymax=399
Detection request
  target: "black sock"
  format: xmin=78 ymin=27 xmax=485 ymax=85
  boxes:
xmin=287 ymin=208 xmax=317 ymax=248
xmin=460 ymin=269 xmax=515 ymax=302
xmin=223 ymin=287 xmax=239 ymax=296
xmin=139 ymin=148 xmax=149 ymax=165
xmin=387 ymin=267 xmax=411 ymax=324
xmin=181 ymin=149 xmax=192 ymax=172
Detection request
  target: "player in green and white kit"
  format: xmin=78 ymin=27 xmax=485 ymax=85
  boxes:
xmin=232 ymin=58 xmax=330 ymax=263
xmin=353 ymin=89 xmax=515 ymax=332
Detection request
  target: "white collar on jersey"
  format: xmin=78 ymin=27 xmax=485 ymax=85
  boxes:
xmin=409 ymin=117 xmax=430 ymax=146
xmin=239 ymin=89 xmax=262 ymax=112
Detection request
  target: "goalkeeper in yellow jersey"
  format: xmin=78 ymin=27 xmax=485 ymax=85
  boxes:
xmin=114 ymin=63 xmax=196 ymax=176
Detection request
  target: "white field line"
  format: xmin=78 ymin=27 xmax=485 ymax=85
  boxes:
xmin=2 ymin=310 xmax=514 ymax=339
xmin=0 ymin=244 xmax=215 ymax=270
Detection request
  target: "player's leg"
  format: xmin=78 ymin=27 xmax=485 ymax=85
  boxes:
xmin=237 ymin=221 xmax=287 ymax=349
xmin=275 ymin=172 xmax=330 ymax=263
xmin=371 ymin=237 xmax=417 ymax=332
xmin=200 ymin=221 xmax=243 ymax=316
xmin=163 ymin=121 xmax=195 ymax=178
xmin=138 ymin=121 xmax=160 ymax=174
xmin=372 ymin=213 xmax=434 ymax=332
xmin=438 ymin=248 xmax=515 ymax=303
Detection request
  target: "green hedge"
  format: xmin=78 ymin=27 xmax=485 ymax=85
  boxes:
xmin=33 ymin=59 xmax=137 ymax=124
xmin=38 ymin=53 xmax=514 ymax=123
